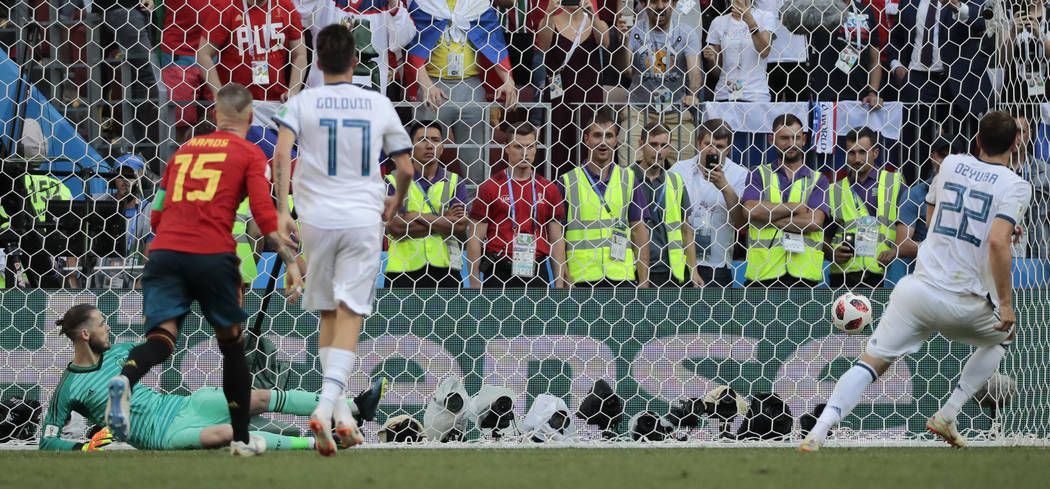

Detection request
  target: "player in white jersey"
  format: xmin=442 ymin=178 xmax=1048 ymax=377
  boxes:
xmin=273 ymin=24 xmax=413 ymax=456
xmin=800 ymin=111 xmax=1033 ymax=451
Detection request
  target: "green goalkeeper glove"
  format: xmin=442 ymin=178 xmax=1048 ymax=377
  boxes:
xmin=80 ymin=428 xmax=113 ymax=452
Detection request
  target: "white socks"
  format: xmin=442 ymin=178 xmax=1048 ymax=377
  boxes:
xmin=315 ymin=348 xmax=357 ymax=423
xmin=941 ymin=345 xmax=1006 ymax=422
xmin=810 ymin=362 xmax=879 ymax=442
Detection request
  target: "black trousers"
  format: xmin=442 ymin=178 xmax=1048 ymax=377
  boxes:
xmin=386 ymin=265 xmax=461 ymax=288
xmin=828 ymin=271 xmax=885 ymax=288
xmin=697 ymin=265 xmax=735 ymax=287
xmin=768 ymin=62 xmax=811 ymax=102
xmin=481 ymin=254 xmax=551 ymax=288
xmin=746 ymin=276 xmax=820 ymax=288
xmin=648 ymin=269 xmax=686 ymax=288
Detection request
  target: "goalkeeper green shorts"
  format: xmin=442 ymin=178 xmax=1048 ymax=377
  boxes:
xmin=162 ymin=387 xmax=232 ymax=450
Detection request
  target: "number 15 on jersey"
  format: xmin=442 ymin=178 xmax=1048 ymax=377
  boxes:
xmin=319 ymin=118 xmax=371 ymax=177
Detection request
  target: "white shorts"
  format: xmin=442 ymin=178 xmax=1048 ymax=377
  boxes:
xmin=299 ymin=222 xmax=382 ymax=316
xmin=866 ymin=275 xmax=1011 ymax=361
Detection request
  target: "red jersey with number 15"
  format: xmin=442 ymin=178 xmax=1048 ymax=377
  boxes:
xmin=151 ymin=131 xmax=278 ymax=255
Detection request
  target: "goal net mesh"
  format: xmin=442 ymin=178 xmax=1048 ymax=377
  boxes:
xmin=0 ymin=0 xmax=1048 ymax=447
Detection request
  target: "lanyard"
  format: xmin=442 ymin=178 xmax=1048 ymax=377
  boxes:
xmin=656 ymin=179 xmax=668 ymax=213
xmin=506 ymin=172 xmax=537 ymax=232
xmin=242 ymin=0 xmax=273 ymax=61
xmin=554 ymin=13 xmax=589 ymax=75
xmin=581 ymin=166 xmax=618 ymax=218
xmin=847 ymin=2 xmax=863 ymax=49
xmin=414 ymin=179 xmax=443 ymax=215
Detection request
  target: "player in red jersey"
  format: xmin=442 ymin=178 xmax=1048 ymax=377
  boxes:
xmin=197 ymin=0 xmax=306 ymax=132
xmin=105 ymin=83 xmax=304 ymax=457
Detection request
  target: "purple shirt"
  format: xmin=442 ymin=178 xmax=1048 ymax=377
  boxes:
xmin=741 ymin=162 xmax=831 ymax=220
xmin=556 ymin=164 xmax=652 ymax=223
xmin=846 ymin=170 xmax=880 ymax=215
xmin=387 ymin=167 xmax=470 ymax=213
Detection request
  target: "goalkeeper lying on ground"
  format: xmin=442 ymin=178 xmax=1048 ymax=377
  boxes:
xmin=40 ymin=304 xmax=385 ymax=451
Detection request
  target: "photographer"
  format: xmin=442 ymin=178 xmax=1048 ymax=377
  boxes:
xmin=997 ymin=0 xmax=1050 ymax=122
xmin=824 ymin=128 xmax=906 ymax=288
xmin=91 ymin=155 xmax=154 ymax=288
xmin=669 ymin=119 xmax=748 ymax=286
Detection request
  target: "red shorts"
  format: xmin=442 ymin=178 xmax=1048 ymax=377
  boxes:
xmin=162 ymin=64 xmax=212 ymax=127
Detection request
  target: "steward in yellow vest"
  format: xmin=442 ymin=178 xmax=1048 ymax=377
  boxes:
xmin=825 ymin=128 xmax=905 ymax=288
xmin=632 ymin=123 xmax=703 ymax=287
xmin=740 ymin=114 xmax=829 ymax=287
xmin=384 ymin=125 xmax=471 ymax=288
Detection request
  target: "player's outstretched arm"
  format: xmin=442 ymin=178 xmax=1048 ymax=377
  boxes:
xmin=274 ymin=126 xmax=299 ymax=245
xmin=988 ymin=217 xmax=1017 ymax=333
xmin=384 ymin=152 xmax=414 ymax=223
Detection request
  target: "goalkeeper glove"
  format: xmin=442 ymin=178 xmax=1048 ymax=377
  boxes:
xmin=80 ymin=427 xmax=112 ymax=451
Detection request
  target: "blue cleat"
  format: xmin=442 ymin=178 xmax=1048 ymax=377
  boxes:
xmin=352 ymin=377 xmax=388 ymax=425
xmin=106 ymin=375 xmax=131 ymax=441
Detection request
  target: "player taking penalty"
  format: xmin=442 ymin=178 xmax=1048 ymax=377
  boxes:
xmin=274 ymin=24 xmax=413 ymax=456
xmin=800 ymin=111 xmax=1033 ymax=451
xmin=106 ymin=84 xmax=305 ymax=456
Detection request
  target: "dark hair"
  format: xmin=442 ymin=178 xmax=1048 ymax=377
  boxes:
xmin=771 ymin=113 xmax=803 ymax=133
xmin=215 ymin=83 xmax=254 ymax=116
xmin=696 ymin=118 xmax=733 ymax=143
xmin=641 ymin=121 xmax=670 ymax=142
xmin=506 ymin=122 xmax=537 ymax=138
xmin=315 ymin=23 xmax=358 ymax=75
xmin=585 ymin=107 xmax=620 ymax=136
xmin=407 ymin=120 xmax=446 ymax=141
xmin=845 ymin=127 xmax=879 ymax=146
xmin=978 ymin=111 xmax=1019 ymax=157
xmin=56 ymin=304 xmax=97 ymax=340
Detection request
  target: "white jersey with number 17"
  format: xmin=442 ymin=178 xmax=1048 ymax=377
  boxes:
xmin=275 ymin=82 xmax=412 ymax=229
xmin=914 ymin=154 xmax=1032 ymax=306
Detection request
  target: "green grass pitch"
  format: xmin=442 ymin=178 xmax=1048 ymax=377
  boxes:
xmin=2 ymin=447 xmax=1049 ymax=489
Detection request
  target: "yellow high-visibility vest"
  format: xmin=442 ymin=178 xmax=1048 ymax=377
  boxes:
xmin=745 ymin=165 xmax=824 ymax=282
xmin=828 ymin=170 xmax=902 ymax=275
xmin=562 ymin=166 xmax=636 ymax=282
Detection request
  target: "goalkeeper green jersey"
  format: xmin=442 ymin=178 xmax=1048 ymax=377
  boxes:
xmin=39 ymin=342 xmax=186 ymax=450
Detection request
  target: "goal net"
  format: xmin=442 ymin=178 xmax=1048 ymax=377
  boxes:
xmin=0 ymin=0 xmax=1048 ymax=447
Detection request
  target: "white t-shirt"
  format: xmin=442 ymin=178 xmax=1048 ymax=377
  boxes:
xmin=669 ymin=156 xmax=749 ymax=268
xmin=915 ymin=155 xmax=1033 ymax=306
xmin=275 ymin=82 xmax=413 ymax=229
xmin=707 ymin=10 xmax=778 ymax=102
xmin=296 ymin=0 xmax=414 ymax=92
xmin=754 ymin=0 xmax=808 ymax=63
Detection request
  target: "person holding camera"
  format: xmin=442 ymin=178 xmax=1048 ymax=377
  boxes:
xmin=997 ymin=0 xmax=1050 ymax=122
xmin=704 ymin=0 xmax=777 ymax=102
xmin=824 ymin=127 xmax=907 ymax=288
xmin=669 ymin=119 xmax=748 ymax=286
xmin=633 ymin=122 xmax=703 ymax=287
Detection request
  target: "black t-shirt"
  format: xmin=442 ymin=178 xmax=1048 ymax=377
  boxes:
xmin=810 ymin=1 xmax=881 ymax=101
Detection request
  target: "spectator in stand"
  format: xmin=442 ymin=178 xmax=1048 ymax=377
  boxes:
xmin=161 ymin=0 xmax=223 ymax=144
xmin=1010 ymin=113 xmax=1050 ymax=258
xmin=669 ymin=119 xmax=748 ymax=286
xmin=556 ymin=108 xmax=651 ymax=287
xmin=824 ymin=127 xmax=906 ymax=288
xmin=537 ymin=0 xmax=628 ymax=176
xmin=467 ymin=123 xmax=567 ymax=288
xmin=896 ymin=135 xmax=962 ymax=266
xmin=622 ymin=0 xmax=703 ymax=165
xmin=704 ymin=0 xmax=776 ymax=102
xmin=295 ymin=0 xmax=413 ymax=93
xmin=98 ymin=0 xmax=161 ymax=144
xmin=810 ymin=0 xmax=884 ymax=106
xmin=90 ymin=155 xmax=153 ymax=288
xmin=407 ymin=0 xmax=519 ymax=184
xmin=197 ymin=0 xmax=307 ymax=140
xmin=887 ymin=0 xmax=993 ymax=182
xmin=741 ymin=113 xmax=829 ymax=287
xmin=996 ymin=0 xmax=1049 ymax=123
xmin=633 ymin=122 xmax=703 ymax=287
xmin=384 ymin=121 xmax=473 ymax=288
xmin=755 ymin=0 xmax=810 ymax=102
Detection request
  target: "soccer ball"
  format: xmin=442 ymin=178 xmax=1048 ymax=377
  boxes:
xmin=831 ymin=293 xmax=872 ymax=334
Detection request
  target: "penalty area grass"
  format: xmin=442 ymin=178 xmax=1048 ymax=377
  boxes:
xmin=1 ymin=447 xmax=1048 ymax=489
